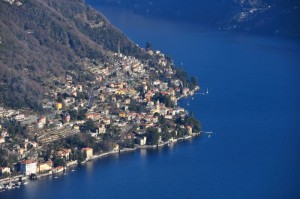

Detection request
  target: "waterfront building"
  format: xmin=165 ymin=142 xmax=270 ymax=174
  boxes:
xmin=57 ymin=149 xmax=72 ymax=161
xmin=136 ymin=136 xmax=147 ymax=146
xmin=53 ymin=166 xmax=64 ymax=173
xmin=38 ymin=160 xmax=53 ymax=173
xmin=20 ymin=159 xmax=37 ymax=175
xmin=0 ymin=167 xmax=11 ymax=176
xmin=81 ymin=148 xmax=93 ymax=160
xmin=113 ymin=144 xmax=119 ymax=152
xmin=186 ymin=126 xmax=193 ymax=135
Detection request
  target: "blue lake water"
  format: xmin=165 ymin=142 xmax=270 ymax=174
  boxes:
xmin=2 ymin=4 xmax=300 ymax=199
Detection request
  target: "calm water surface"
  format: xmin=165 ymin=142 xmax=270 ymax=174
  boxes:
xmin=1 ymin=5 xmax=300 ymax=199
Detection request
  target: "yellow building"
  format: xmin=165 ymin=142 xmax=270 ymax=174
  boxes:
xmin=115 ymin=89 xmax=126 ymax=95
xmin=117 ymin=82 xmax=124 ymax=89
xmin=113 ymin=144 xmax=119 ymax=152
xmin=19 ymin=148 xmax=25 ymax=155
xmin=152 ymin=99 xmax=160 ymax=114
xmin=119 ymin=112 xmax=126 ymax=118
xmin=73 ymin=125 xmax=80 ymax=130
xmin=186 ymin=126 xmax=193 ymax=135
xmin=128 ymin=88 xmax=137 ymax=95
xmin=55 ymin=102 xmax=63 ymax=110
xmin=81 ymin=148 xmax=93 ymax=160
xmin=38 ymin=160 xmax=53 ymax=173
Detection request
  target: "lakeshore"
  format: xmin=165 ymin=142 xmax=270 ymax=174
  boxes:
xmin=0 ymin=131 xmax=201 ymax=192
xmin=0 ymin=85 xmax=201 ymax=192
xmin=1 ymin=31 xmax=202 ymax=192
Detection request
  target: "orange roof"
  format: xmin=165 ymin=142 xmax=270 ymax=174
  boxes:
xmin=57 ymin=149 xmax=71 ymax=156
xmin=55 ymin=166 xmax=64 ymax=171
xmin=81 ymin=147 xmax=93 ymax=151
xmin=21 ymin=159 xmax=37 ymax=165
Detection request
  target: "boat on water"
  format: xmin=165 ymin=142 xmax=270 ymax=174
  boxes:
xmin=22 ymin=181 xmax=28 ymax=185
xmin=206 ymin=88 xmax=209 ymax=94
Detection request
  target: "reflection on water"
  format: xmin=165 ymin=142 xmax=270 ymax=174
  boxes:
xmin=85 ymin=161 xmax=94 ymax=173
xmin=140 ymin=149 xmax=148 ymax=158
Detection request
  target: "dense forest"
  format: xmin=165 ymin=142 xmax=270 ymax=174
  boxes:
xmin=0 ymin=0 xmax=144 ymax=109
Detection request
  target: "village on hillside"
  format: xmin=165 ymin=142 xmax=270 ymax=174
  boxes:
xmin=0 ymin=47 xmax=201 ymax=190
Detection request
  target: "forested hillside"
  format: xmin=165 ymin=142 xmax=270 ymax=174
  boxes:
xmin=0 ymin=0 xmax=143 ymax=109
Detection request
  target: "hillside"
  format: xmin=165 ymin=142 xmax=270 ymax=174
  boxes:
xmin=0 ymin=0 xmax=144 ymax=110
xmin=88 ymin=0 xmax=300 ymax=37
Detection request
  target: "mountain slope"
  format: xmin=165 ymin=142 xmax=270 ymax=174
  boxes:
xmin=88 ymin=0 xmax=300 ymax=37
xmin=0 ymin=0 xmax=143 ymax=109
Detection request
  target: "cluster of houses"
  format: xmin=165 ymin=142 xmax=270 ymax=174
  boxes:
xmin=0 ymin=48 xmax=199 ymax=179
xmin=0 ymin=148 xmax=93 ymax=177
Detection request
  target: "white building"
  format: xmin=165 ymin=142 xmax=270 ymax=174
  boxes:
xmin=97 ymin=124 xmax=106 ymax=134
xmin=137 ymin=136 xmax=147 ymax=146
xmin=0 ymin=167 xmax=11 ymax=175
xmin=0 ymin=136 xmax=5 ymax=144
xmin=20 ymin=160 xmax=37 ymax=175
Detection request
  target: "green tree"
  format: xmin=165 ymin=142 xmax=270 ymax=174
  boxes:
xmin=176 ymin=128 xmax=187 ymax=138
xmin=161 ymin=131 xmax=171 ymax=142
xmin=43 ymin=148 xmax=52 ymax=161
xmin=152 ymin=93 xmax=174 ymax=108
xmin=146 ymin=127 xmax=159 ymax=145
xmin=191 ymin=76 xmax=198 ymax=87
xmin=145 ymin=42 xmax=153 ymax=51
xmin=153 ymin=112 xmax=160 ymax=117
xmin=77 ymin=109 xmax=87 ymax=120
xmin=74 ymin=150 xmax=85 ymax=163
xmin=188 ymin=76 xmax=198 ymax=90
xmin=83 ymin=119 xmax=96 ymax=132
xmin=159 ymin=115 xmax=166 ymax=125
xmin=53 ymin=157 xmax=66 ymax=167
xmin=68 ymin=109 xmax=78 ymax=120
xmin=66 ymin=134 xmax=85 ymax=148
